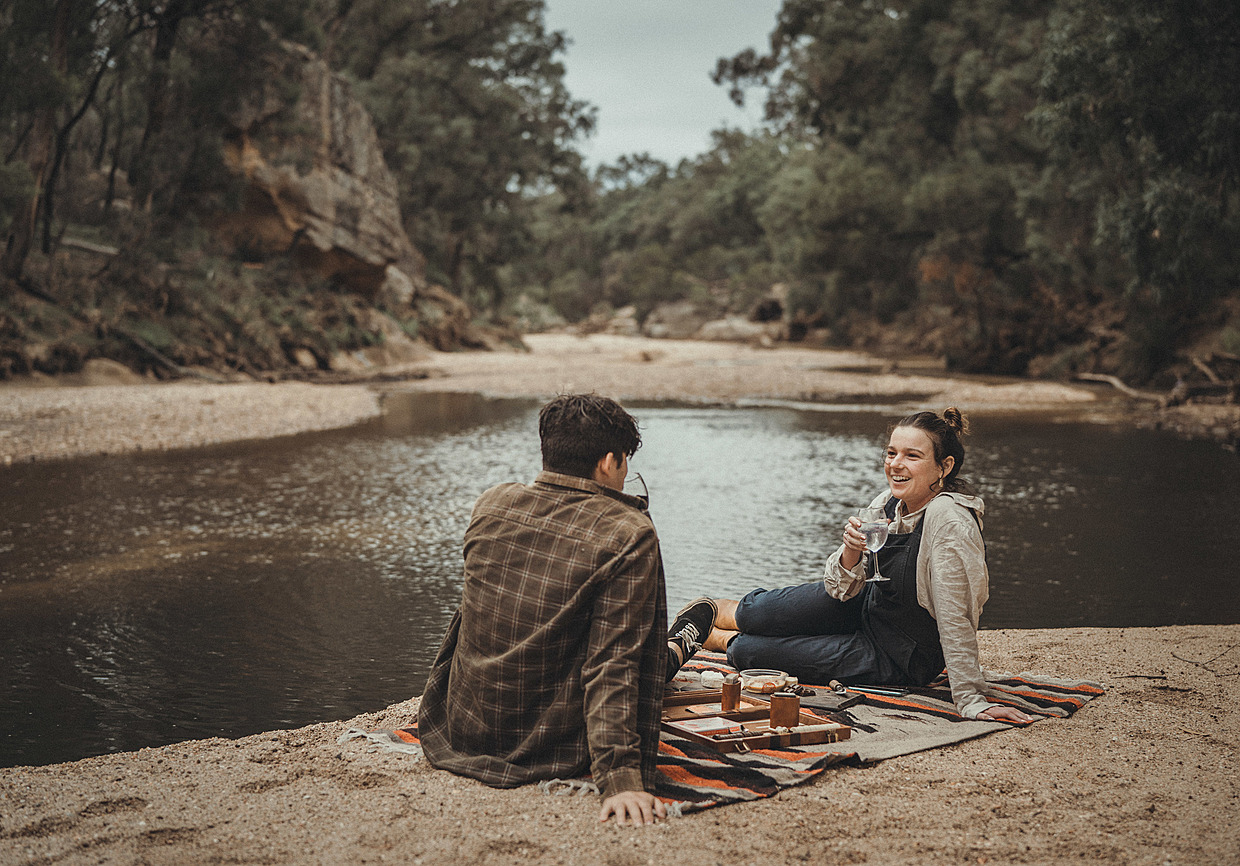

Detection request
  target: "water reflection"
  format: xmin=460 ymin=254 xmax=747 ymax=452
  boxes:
xmin=1 ymin=392 xmax=1236 ymax=767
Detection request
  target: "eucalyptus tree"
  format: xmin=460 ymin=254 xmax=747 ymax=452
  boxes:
xmin=1035 ymin=0 xmax=1240 ymax=377
xmin=713 ymin=0 xmax=1056 ymax=371
xmin=0 ymin=0 xmax=139 ymax=283
xmin=0 ymin=0 xmax=305 ymax=285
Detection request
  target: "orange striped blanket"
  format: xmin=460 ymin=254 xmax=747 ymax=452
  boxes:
xmin=340 ymin=651 xmax=1104 ymax=814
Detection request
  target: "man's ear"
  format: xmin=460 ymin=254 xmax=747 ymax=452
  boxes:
xmin=593 ymin=452 xmax=625 ymax=490
xmin=593 ymin=451 xmax=617 ymax=478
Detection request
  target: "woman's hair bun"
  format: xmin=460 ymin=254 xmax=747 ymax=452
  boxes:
xmin=942 ymin=407 xmax=969 ymax=436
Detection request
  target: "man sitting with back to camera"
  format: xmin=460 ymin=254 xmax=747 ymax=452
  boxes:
xmin=417 ymin=393 xmax=717 ymax=826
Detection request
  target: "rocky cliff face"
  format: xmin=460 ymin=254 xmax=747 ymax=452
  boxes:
xmin=212 ymin=39 xmax=474 ymax=349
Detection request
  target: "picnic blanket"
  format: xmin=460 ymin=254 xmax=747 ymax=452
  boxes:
xmin=676 ymin=652 xmax=1105 ymax=764
xmin=339 ymin=651 xmax=1104 ymax=814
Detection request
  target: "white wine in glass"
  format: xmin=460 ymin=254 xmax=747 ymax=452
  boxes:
xmin=857 ymin=506 xmax=890 ymax=583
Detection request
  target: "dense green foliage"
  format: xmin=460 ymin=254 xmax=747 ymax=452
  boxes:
xmin=504 ymin=134 xmax=786 ymax=326
xmin=1035 ymin=0 xmax=1240 ymax=378
xmin=512 ymin=0 xmax=1239 ymax=381
xmin=2 ymin=0 xmax=1237 ymax=383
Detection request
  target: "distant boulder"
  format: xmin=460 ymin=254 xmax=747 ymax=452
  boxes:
xmin=576 ymin=305 xmax=641 ymax=336
xmin=696 ymin=316 xmax=783 ymax=344
xmin=78 ymin=358 xmax=146 ymax=385
xmin=642 ymin=301 xmax=713 ymax=340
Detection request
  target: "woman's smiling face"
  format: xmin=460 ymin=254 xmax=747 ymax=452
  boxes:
xmin=884 ymin=426 xmax=953 ymax=513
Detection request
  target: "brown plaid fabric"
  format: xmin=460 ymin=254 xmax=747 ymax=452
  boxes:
xmin=417 ymin=470 xmax=668 ymax=799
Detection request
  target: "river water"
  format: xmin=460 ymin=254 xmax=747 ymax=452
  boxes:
xmin=2 ymin=392 xmax=1237 ymax=767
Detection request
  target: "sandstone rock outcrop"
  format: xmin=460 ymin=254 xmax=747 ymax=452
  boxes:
xmin=212 ymin=39 xmax=468 ymax=342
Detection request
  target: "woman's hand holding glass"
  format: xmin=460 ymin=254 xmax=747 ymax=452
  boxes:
xmin=844 ymin=506 xmax=891 ymax=583
xmin=842 ymin=509 xmax=883 ymax=580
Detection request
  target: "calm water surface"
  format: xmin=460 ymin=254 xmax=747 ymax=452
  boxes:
xmin=1 ymin=392 xmax=1237 ymax=767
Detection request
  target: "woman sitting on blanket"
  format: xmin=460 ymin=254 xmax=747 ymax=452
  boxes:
xmin=667 ymin=407 xmax=1036 ymax=724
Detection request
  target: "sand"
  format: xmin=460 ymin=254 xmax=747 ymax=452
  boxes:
xmin=2 ymin=334 xmax=1237 ymax=865
xmin=0 ymin=381 xmax=382 ymax=465
xmin=395 ymin=333 xmax=1103 ymax=411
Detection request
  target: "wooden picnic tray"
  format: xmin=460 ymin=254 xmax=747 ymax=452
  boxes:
xmin=661 ymin=688 xmax=851 ymax=753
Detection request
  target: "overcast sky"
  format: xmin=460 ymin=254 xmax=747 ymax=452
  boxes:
xmin=542 ymin=0 xmax=783 ymax=168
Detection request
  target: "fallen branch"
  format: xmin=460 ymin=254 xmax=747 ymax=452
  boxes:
xmin=114 ymin=327 xmax=230 ymax=384
xmin=1170 ymin=643 xmax=1240 ymax=676
xmin=1073 ymin=373 xmax=1164 ymax=402
xmin=60 ymin=236 xmax=120 ymax=257
xmin=12 ymin=271 xmax=229 ymax=384
xmin=1191 ymin=355 xmax=1221 ymax=384
xmin=13 ymin=275 xmax=60 ymax=305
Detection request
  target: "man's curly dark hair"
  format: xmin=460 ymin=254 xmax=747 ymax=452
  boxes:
xmin=539 ymin=393 xmax=641 ymax=479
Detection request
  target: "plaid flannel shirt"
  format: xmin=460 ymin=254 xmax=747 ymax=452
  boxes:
xmin=418 ymin=470 xmax=668 ymax=799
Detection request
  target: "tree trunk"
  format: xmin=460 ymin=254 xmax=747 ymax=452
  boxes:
xmin=130 ymin=0 xmax=188 ymax=209
xmin=42 ymin=38 xmax=120 ymax=254
xmin=447 ymin=234 xmax=466 ymax=296
xmin=0 ymin=0 xmax=72 ymax=283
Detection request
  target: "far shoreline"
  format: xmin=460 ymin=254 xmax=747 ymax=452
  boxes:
xmin=7 ymin=332 xmax=1233 ymax=466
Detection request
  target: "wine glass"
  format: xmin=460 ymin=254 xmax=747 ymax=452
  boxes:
xmin=857 ymin=506 xmax=890 ymax=583
xmin=624 ymin=471 xmax=649 ymax=506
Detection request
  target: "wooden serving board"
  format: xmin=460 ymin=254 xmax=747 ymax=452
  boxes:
xmin=661 ymin=688 xmax=851 ymax=753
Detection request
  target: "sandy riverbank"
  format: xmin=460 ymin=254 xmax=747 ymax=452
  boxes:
xmin=2 ymin=334 xmax=1237 ymax=864
xmin=0 ymin=380 xmax=382 ymax=465
xmin=1 ymin=625 xmax=1236 ymax=865
xmin=392 ymin=333 xmax=1102 ymax=410
xmin=3 ymin=333 xmax=1235 ymax=466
